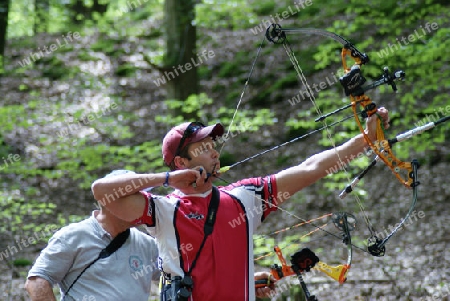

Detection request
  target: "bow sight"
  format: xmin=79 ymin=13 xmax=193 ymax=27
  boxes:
xmin=317 ymin=66 xmax=406 ymax=122
xmin=340 ymin=64 xmax=405 ymax=98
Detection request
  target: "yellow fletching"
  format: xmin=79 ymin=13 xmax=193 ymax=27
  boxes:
xmin=218 ymin=166 xmax=230 ymax=174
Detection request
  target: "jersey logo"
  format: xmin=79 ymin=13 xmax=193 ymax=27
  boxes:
xmin=185 ymin=212 xmax=204 ymax=220
xmin=129 ymin=255 xmax=144 ymax=271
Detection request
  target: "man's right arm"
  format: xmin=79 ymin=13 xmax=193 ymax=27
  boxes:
xmin=91 ymin=169 xmax=207 ymax=222
xmin=91 ymin=173 xmax=164 ymax=222
xmin=25 ymin=276 xmax=57 ymax=301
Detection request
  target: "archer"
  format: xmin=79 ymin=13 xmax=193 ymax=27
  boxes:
xmin=91 ymin=108 xmax=389 ymax=301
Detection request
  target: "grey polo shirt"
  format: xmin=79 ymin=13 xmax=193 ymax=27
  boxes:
xmin=28 ymin=211 xmax=159 ymax=301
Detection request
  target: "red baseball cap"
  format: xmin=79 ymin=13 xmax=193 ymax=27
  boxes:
xmin=162 ymin=122 xmax=224 ymax=166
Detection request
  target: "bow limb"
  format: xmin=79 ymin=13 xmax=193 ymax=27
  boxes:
xmin=279 ymin=27 xmax=369 ymax=66
xmin=339 ymin=43 xmax=418 ymax=188
xmin=269 ymin=246 xmax=318 ymax=300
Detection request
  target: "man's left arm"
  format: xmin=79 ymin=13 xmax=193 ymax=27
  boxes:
xmin=275 ymin=107 xmax=389 ymax=198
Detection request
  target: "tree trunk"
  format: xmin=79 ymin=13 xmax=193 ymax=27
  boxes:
xmin=0 ymin=0 xmax=10 ymax=74
xmin=163 ymin=0 xmax=198 ymax=101
xmin=34 ymin=0 xmax=49 ymax=33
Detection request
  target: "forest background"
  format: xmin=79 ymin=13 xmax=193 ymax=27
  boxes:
xmin=0 ymin=0 xmax=449 ymax=300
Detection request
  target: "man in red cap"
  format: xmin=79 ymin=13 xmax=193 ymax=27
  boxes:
xmin=162 ymin=121 xmax=225 ymax=174
xmin=91 ymin=109 xmax=389 ymax=301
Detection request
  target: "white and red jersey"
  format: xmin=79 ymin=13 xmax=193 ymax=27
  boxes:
xmin=132 ymin=176 xmax=278 ymax=301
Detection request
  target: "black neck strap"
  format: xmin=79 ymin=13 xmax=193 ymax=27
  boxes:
xmin=98 ymin=228 xmax=131 ymax=258
xmin=63 ymin=228 xmax=130 ymax=300
xmin=187 ymin=186 xmax=220 ymax=275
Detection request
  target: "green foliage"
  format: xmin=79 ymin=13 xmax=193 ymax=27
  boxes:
xmin=7 ymin=0 xmax=164 ymax=39
xmin=287 ymin=0 xmax=450 ymax=159
xmin=198 ymin=65 xmax=213 ymax=80
xmin=12 ymin=258 xmax=33 ymax=267
xmin=0 ymin=191 xmax=63 ymax=244
xmin=195 ymin=0 xmax=257 ymax=29
xmin=0 ymin=105 xmax=27 ymax=131
xmin=0 ymin=188 xmax=86 ymax=272
xmin=217 ymin=51 xmax=248 ymax=78
xmin=100 ymin=0 xmax=163 ymax=37
xmin=272 ymin=72 xmax=300 ymax=90
xmin=115 ymin=62 xmax=138 ymax=77
xmin=252 ymin=0 xmax=276 ymax=16
xmin=157 ymin=93 xmax=213 ymax=125
xmin=275 ymin=155 xmax=290 ymax=167
xmin=90 ymin=38 xmax=126 ymax=57
xmin=56 ymin=140 xmax=165 ymax=189
xmin=253 ymin=235 xmax=276 ymax=267
xmin=156 ymin=93 xmax=276 ymax=132
xmin=38 ymin=56 xmax=80 ymax=80
xmin=77 ymin=50 xmax=100 ymax=61
xmin=218 ymin=61 xmax=242 ymax=78
xmin=216 ymin=151 xmax=235 ymax=167
xmin=7 ymin=0 xmax=34 ymax=37
xmin=0 ymin=93 xmax=155 ymax=189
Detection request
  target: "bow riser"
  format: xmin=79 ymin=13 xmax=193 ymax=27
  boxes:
xmin=350 ymin=98 xmax=415 ymax=188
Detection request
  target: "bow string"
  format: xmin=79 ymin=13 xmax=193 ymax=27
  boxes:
xmin=215 ymin=23 xmax=450 ymax=297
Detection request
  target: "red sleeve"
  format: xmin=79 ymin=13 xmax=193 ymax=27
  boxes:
xmin=131 ymin=191 xmax=156 ymax=227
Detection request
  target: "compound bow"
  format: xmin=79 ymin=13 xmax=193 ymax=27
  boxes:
xmin=217 ymin=23 xmax=449 ymax=299
xmin=257 ymin=24 xmax=422 ymax=257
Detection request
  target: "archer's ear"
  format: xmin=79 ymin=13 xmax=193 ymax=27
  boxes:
xmin=173 ymin=156 xmax=188 ymax=170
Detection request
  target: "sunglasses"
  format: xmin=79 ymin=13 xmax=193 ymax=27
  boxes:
xmin=174 ymin=122 xmax=206 ymax=158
